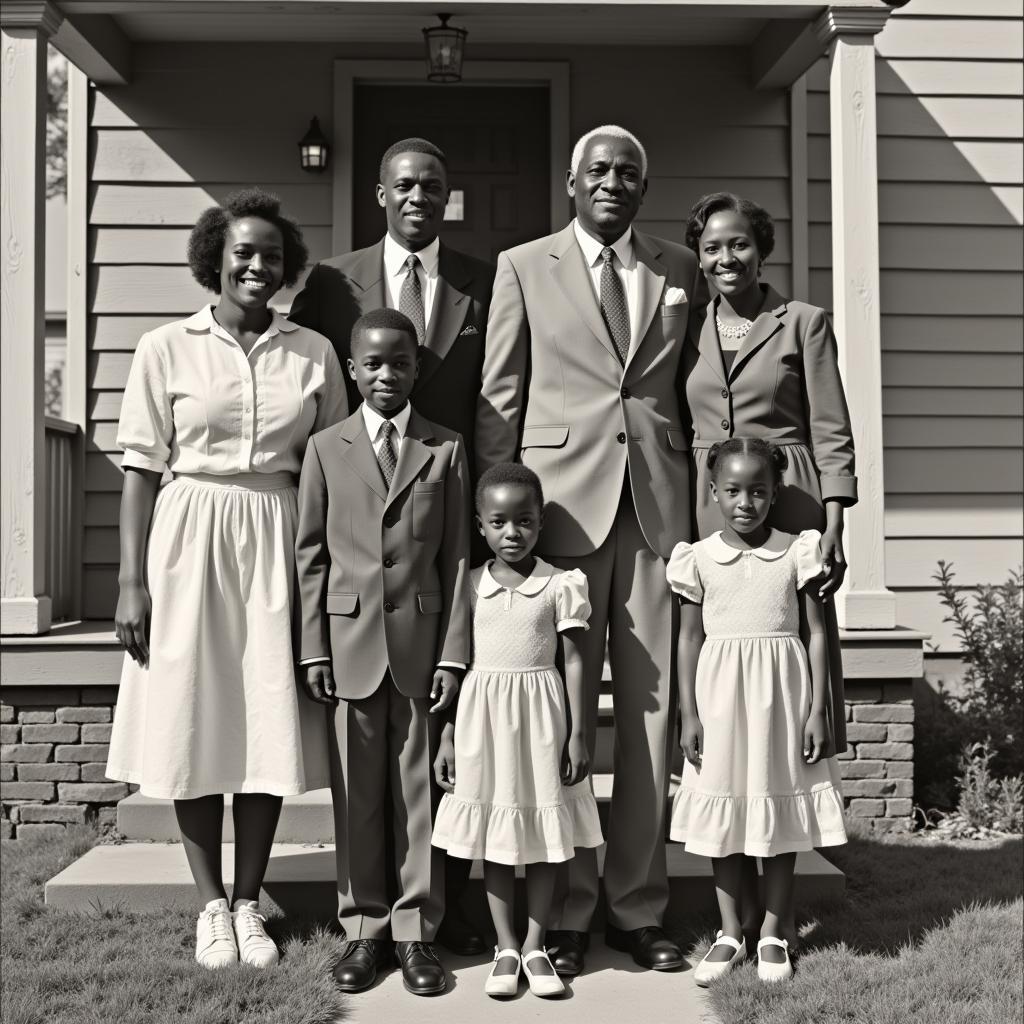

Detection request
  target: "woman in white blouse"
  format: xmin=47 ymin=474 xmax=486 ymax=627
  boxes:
xmin=107 ymin=188 xmax=347 ymax=970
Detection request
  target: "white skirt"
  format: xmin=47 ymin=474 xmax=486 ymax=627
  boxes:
xmin=431 ymin=665 xmax=604 ymax=865
xmin=106 ymin=472 xmax=329 ymax=800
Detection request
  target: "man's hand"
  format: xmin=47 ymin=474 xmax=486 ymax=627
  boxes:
xmin=429 ymin=668 xmax=460 ymax=713
xmin=434 ymin=726 xmax=456 ymax=793
xmin=818 ymin=525 xmax=847 ymax=601
xmin=302 ymin=663 xmax=338 ymax=706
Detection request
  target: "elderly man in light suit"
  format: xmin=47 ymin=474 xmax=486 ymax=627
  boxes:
xmin=475 ymin=126 xmax=701 ymax=975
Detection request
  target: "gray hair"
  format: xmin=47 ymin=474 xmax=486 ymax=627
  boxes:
xmin=570 ymin=125 xmax=648 ymax=178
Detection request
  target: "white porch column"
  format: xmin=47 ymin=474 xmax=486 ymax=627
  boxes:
xmin=1 ymin=1 xmax=63 ymax=634
xmin=816 ymin=8 xmax=896 ymax=630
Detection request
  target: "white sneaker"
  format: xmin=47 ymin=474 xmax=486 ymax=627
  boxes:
xmin=232 ymin=900 xmax=280 ymax=968
xmin=196 ymin=898 xmax=238 ymax=969
xmin=693 ymin=931 xmax=746 ymax=987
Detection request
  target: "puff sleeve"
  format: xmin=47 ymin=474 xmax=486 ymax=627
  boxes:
xmin=795 ymin=529 xmax=825 ymax=590
xmin=554 ymin=569 xmax=591 ymax=633
xmin=666 ymin=542 xmax=703 ymax=603
xmin=117 ymin=332 xmax=173 ymax=474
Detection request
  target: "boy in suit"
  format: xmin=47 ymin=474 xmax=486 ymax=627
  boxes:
xmin=295 ymin=307 xmax=470 ymax=995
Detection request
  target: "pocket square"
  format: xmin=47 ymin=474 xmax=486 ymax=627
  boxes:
xmin=663 ymin=286 xmax=688 ymax=306
xmin=459 ymin=324 xmax=480 ymax=336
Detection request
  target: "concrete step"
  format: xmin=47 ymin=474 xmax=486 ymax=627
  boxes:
xmin=116 ymin=772 xmax=678 ymax=843
xmin=45 ymin=841 xmax=845 ymax=920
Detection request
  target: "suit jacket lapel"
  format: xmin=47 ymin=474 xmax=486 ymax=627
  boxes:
xmin=549 ymin=225 xmax=620 ymax=363
xmin=419 ymin=244 xmax=471 ymax=390
xmin=384 ymin=408 xmax=434 ymax=511
xmin=339 ymin=413 xmax=388 ymax=502
xmin=350 ymin=239 xmax=387 ymax=313
xmin=691 ymin=301 xmax=727 ymax=385
xmin=729 ymin=286 xmax=788 ymax=382
xmin=625 ymin=231 xmax=667 ymax=374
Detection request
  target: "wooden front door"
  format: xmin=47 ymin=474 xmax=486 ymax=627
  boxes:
xmin=353 ymin=84 xmax=551 ymax=264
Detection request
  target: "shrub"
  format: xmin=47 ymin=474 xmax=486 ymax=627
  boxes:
xmin=933 ymin=562 xmax=1023 ymax=779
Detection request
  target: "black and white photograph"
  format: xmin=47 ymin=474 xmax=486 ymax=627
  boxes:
xmin=1 ymin=1 xmax=1021 ymax=1022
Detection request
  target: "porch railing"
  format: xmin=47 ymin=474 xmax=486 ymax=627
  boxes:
xmin=44 ymin=416 xmax=81 ymax=623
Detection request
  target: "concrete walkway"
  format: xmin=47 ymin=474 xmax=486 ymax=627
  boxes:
xmin=343 ymin=941 xmax=719 ymax=1024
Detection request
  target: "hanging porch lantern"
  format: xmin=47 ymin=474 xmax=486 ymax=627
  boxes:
xmin=423 ymin=14 xmax=467 ymax=83
xmin=298 ymin=117 xmax=330 ymax=173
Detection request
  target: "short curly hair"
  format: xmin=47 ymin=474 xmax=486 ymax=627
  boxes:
xmin=475 ymin=462 xmax=544 ymax=513
xmin=379 ymin=138 xmax=448 ymax=185
xmin=350 ymin=307 xmax=419 ymax=357
xmin=684 ymin=192 xmax=775 ymax=262
xmin=187 ymin=187 xmax=308 ymax=294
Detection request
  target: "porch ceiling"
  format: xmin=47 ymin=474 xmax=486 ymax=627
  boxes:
xmin=54 ymin=2 xmax=886 ymax=47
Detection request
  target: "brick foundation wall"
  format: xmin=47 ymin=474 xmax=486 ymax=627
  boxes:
xmin=1 ymin=686 xmax=129 ymax=840
xmin=838 ymin=680 xmax=915 ymax=832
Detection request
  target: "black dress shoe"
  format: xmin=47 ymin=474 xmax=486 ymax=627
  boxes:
xmin=605 ymin=925 xmax=685 ymax=971
xmin=332 ymin=938 xmax=392 ymax=992
xmin=436 ymin=913 xmax=487 ymax=956
xmin=546 ymin=929 xmax=589 ymax=977
xmin=395 ymin=940 xmax=447 ymax=995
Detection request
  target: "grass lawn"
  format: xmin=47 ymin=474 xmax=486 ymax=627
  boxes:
xmin=1 ymin=827 xmax=1021 ymax=1024
xmin=0 ymin=828 xmax=348 ymax=1024
xmin=676 ymin=826 xmax=1023 ymax=1024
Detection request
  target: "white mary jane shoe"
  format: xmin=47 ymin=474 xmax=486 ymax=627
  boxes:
xmin=756 ymin=937 xmax=793 ymax=983
xmin=522 ymin=948 xmax=566 ymax=998
xmin=484 ymin=947 xmax=522 ymax=998
xmin=693 ymin=930 xmax=746 ymax=987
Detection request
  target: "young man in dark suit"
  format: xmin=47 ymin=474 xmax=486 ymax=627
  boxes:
xmin=290 ymin=137 xmax=492 ymax=955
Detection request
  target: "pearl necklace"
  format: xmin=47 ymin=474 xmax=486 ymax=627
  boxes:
xmin=716 ymin=315 xmax=754 ymax=340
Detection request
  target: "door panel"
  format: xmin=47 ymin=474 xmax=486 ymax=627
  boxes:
xmin=353 ymin=85 xmax=551 ymax=264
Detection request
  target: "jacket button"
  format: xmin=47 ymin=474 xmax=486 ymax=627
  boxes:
xmin=721 ymin=388 xmax=730 ymax=399
xmin=383 ymin=558 xmax=394 ymax=568
xmin=620 ymin=386 xmax=630 ymax=399
xmin=384 ymin=601 xmax=395 ymax=613
xmin=616 ymin=431 xmax=626 ymax=444
xmin=721 ymin=419 xmax=730 ymax=430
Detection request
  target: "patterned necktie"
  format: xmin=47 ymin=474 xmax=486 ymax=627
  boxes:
xmin=377 ymin=420 xmax=397 ymax=489
xmin=399 ymin=254 xmax=426 ymax=345
xmin=600 ymin=246 xmax=630 ymax=365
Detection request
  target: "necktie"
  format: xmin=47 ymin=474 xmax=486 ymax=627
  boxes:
xmin=600 ymin=246 xmax=630 ymax=365
xmin=399 ymin=254 xmax=426 ymax=345
xmin=377 ymin=420 xmax=397 ymax=489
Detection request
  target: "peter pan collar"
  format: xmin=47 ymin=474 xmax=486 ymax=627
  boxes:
xmin=703 ymin=529 xmax=791 ymax=564
xmin=477 ymin=558 xmax=558 ymax=597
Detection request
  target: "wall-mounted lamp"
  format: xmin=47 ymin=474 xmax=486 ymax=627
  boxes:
xmin=298 ymin=117 xmax=330 ymax=173
xmin=423 ymin=13 xmax=467 ymax=83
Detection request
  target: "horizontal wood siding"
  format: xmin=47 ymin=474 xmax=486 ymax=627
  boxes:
xmin=83 ymin=43 xmax=790 ymax=617
xmin=807 ymin=1 xmax=1024 ymax=650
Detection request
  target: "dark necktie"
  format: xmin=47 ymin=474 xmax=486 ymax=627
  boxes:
xmin=377 ymin=420 xmax=397 ymax=489
xmin=600 ymin=246 xmax=630 ymax=365
xmin=399 ymin=254 xmax=426 ymax=345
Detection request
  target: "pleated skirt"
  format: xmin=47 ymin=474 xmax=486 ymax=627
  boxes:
xmin=432 ymin=665 xmax=604 ymax=865
xmin=106 ymin=472 xmax=329 ymax=800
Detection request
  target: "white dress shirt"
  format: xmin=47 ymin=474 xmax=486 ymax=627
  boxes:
xmin=383 ymin=233 xmax=440 ymax=331
xmin=572 ymin=218 xmax=641 ymax=353
xmin=302 ymin=399 xmax=464 ymax=672
xmin=361 ymin=400 xmax=411 ymax=461
xmin=118 ymin=305 xmax=347 ymax=477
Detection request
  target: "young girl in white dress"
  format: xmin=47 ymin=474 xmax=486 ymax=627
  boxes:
xmin=667 ymin=438 xmax=847 ymax=985
xmin=431 ymin=463 xmax=604 ymax=998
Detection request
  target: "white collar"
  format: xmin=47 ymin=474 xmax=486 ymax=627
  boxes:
xmin=183 ymin=304 xmax=297 ymax=337
xmin=383 ymin=233 xmax=440 ymax=280
xmin=573 ymin=219 xmax=635 ymax=270
xmin=361 ymin=401 xmax=412 ymax=443
xmin=702 ymin=529 xmax=792 ymax=564
xmin=477 ymin=557 xmax=559 ymax=598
